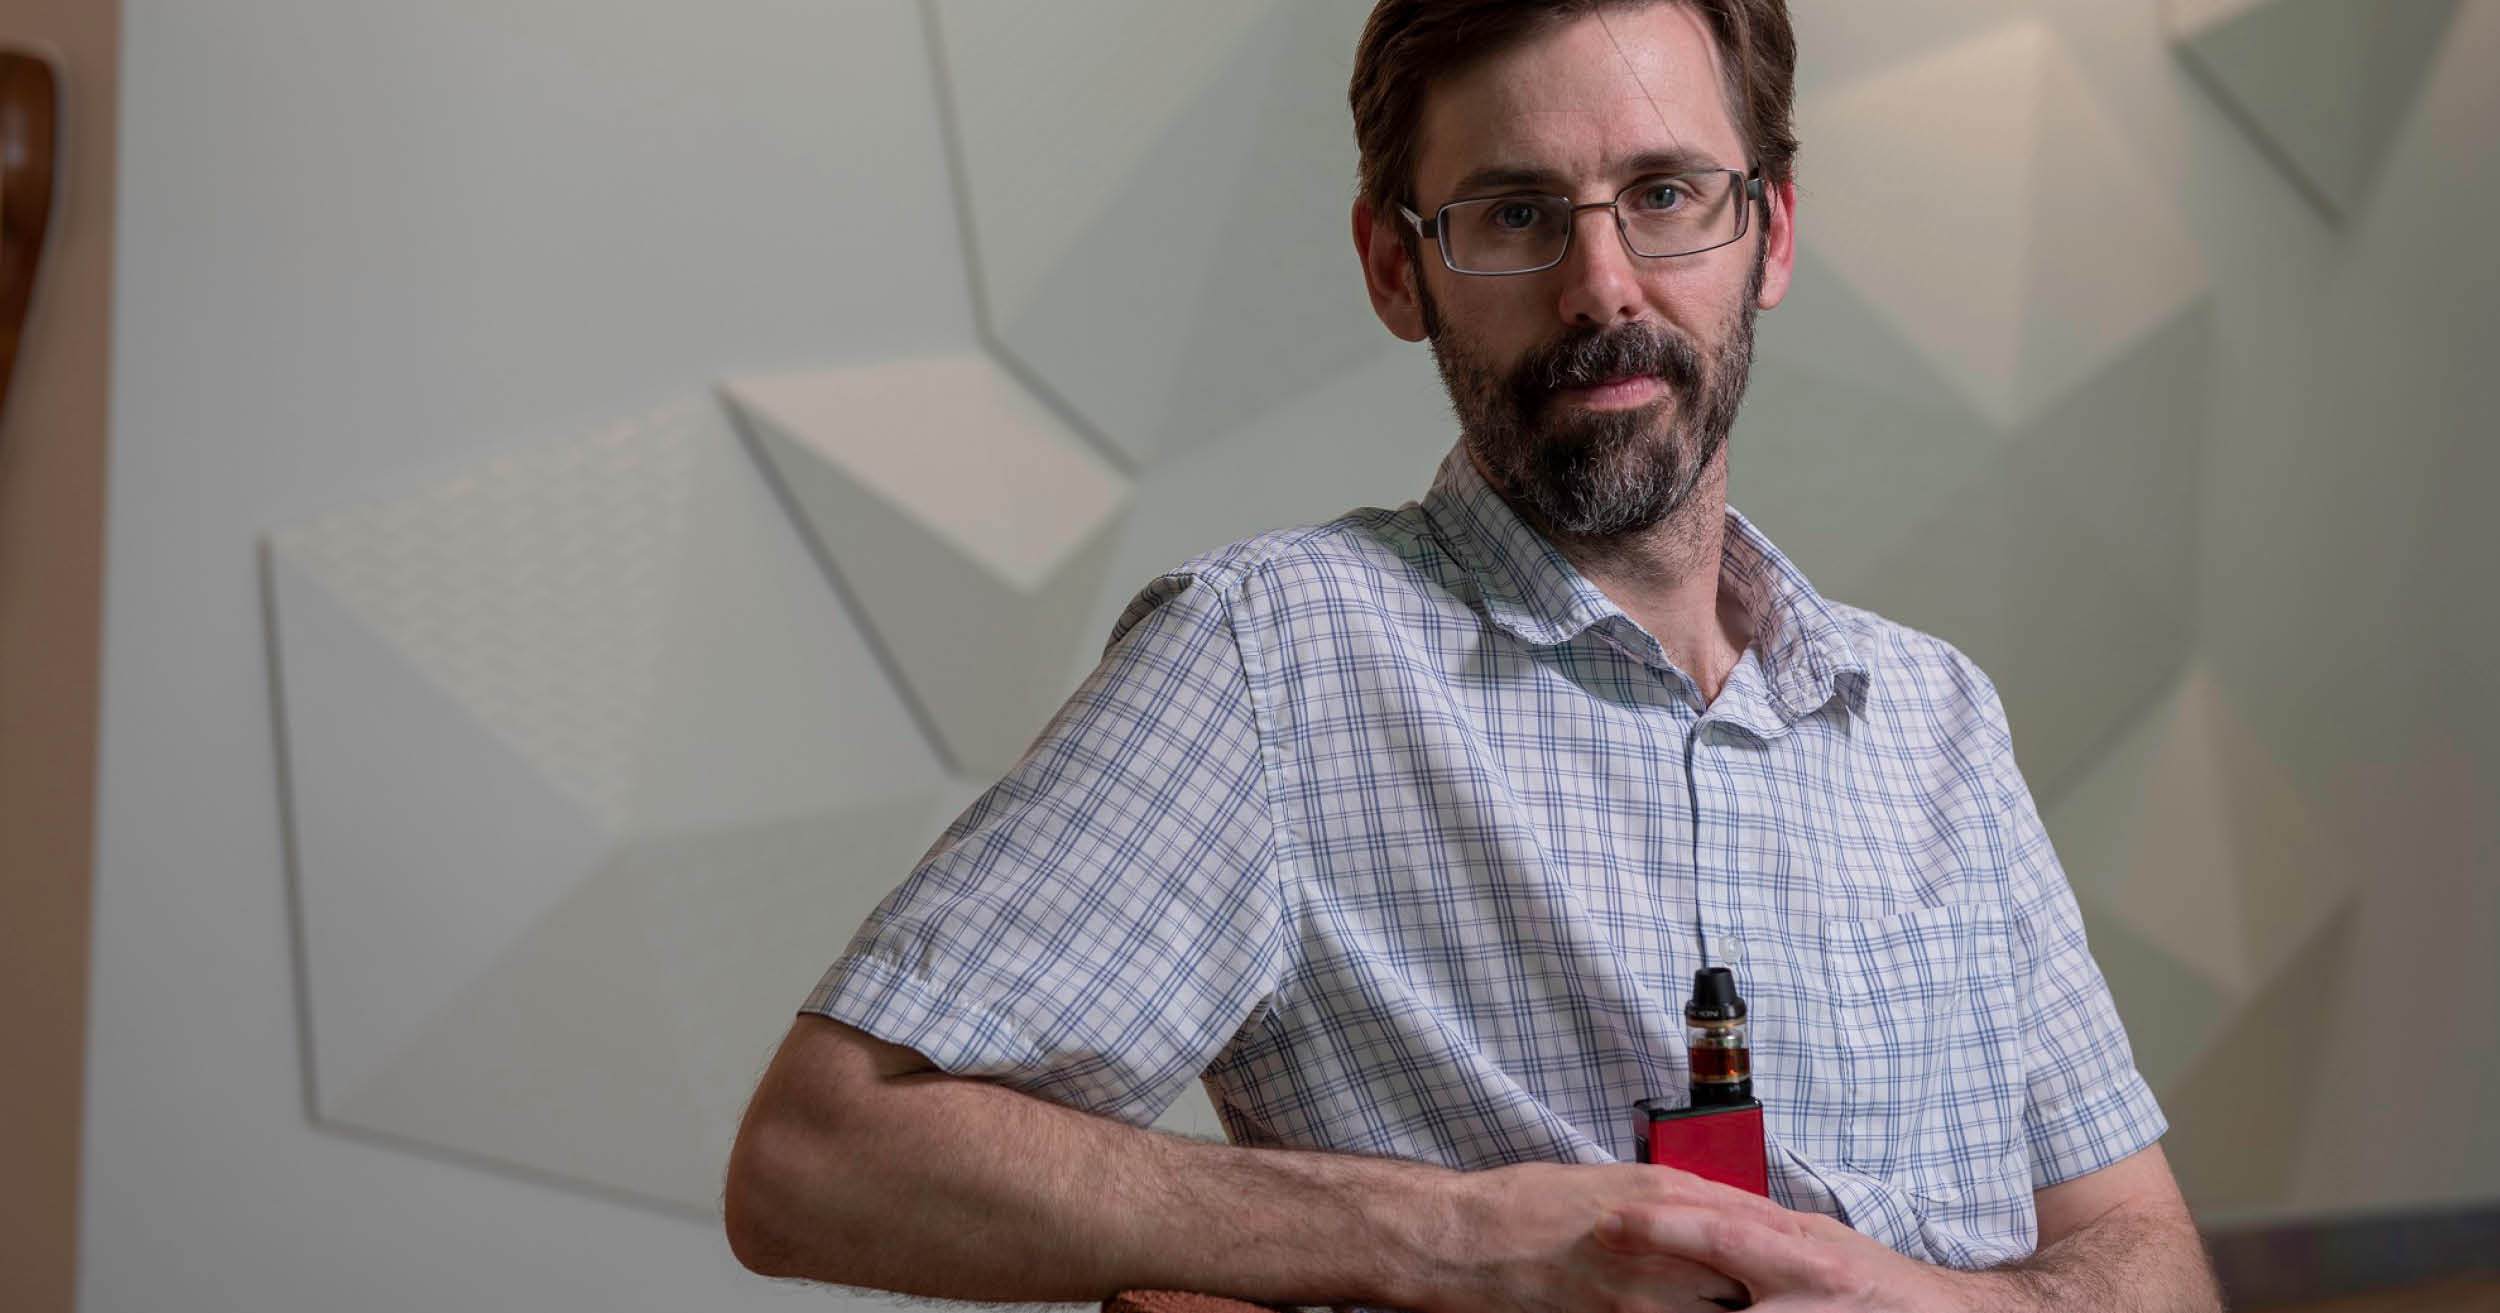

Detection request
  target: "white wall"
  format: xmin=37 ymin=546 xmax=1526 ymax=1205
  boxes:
xmin=86 ymin=3 xmax=967 ymax=1309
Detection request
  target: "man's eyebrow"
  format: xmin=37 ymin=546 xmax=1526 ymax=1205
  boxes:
xmin=1446 ymin=149 xmax=1731 ymax=200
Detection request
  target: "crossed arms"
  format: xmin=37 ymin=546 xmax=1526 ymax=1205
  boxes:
xmin=724 ymin=1016 xmax=2223 ymax=1313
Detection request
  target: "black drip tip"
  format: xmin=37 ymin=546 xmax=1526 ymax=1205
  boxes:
xmin=1687 ymin=966 xmax=1746 ymax=1021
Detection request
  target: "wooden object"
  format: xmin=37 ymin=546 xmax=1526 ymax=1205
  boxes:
xmin=0 ymin=48 xmax=60 ymax=432
xmin=1103 ymin=1291 xmax=1283 ymax=1313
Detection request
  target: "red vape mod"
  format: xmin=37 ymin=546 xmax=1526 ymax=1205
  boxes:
xmin=1633 ymin=966 xmax=1768 ymax=1195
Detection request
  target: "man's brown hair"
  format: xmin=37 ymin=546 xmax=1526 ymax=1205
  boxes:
xmin=1349 ymin=0 xmax=1798 ymax=212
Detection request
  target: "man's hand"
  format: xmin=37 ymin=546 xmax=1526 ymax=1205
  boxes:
xmin=1435 ymin=1161 xmax=1754 ymax=1313
xmin=1595 ymin=1144 xmax=2224 ymax=1313
xmin=1596 ymin=1181 xmax=1969 ymax=1312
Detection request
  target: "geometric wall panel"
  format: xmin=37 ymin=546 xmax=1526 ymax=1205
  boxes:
xmin=1750 ymin=16 xmax=2218 ymax=812
xmin=2279 ymin=733 xmax=2500 ymax=1213
xmin=322 ymin=800 xmax=969 ymax=1212
xmin=2165 ymin=0 xmax=2463 ymax=225
xmin=721 ymin=358 xmax=1133 ymax=777
xmin=2153 ymin=906 xmax=2360 ymax=1215
xmin=1737 ymin=250 xmax=2017 ymax=575
xmin=1786 ymin=0 xmax=2020 ymax=99
xmin=1825 ymin=303 xmax=2212 ymax=806
xmin=1744 ymin=258 xmax=2214 ymax=806
xmin=270 ymin=418 xmax=700 ymax=835
xmin=2064 ymin=903 xmax=2235 ymax=1095
xmin=2046 ymin=665 xmax=2357 ymax=1002
xmin=929 ymin=0 xmax=1387 ymax=466
xmin=2038 ymin=665 xmax=2366 ymax=1213
xmin=266 ymin=400 xmax=971 ymax=1214
xmin=1797 ymin=20 xmax=2208 ymax=429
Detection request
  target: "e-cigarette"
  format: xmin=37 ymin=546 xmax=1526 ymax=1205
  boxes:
xmin=1633 ymin=965 xmax=1768 ymax=1195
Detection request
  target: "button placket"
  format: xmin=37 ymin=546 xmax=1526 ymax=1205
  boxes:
xmin=1686 ymin=717 xmax=1746 ymax=971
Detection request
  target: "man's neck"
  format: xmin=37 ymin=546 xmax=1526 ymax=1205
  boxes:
xmin=1479 ymin=450 xmax=1752 ymax=707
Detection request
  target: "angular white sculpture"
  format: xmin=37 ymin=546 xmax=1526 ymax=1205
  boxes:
xmin=721 ymin=358 xmax=1133 ymax=778
xmin=266 ymin=401 xmax=972 ymax=1214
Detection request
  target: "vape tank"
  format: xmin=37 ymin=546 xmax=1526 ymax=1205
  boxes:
xmin=1632 ymin=965 xmax=1768 ymax=1194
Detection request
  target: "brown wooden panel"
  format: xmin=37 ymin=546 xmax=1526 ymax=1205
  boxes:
xmin=0 ymin=50 xmax=56 ymax=423
xmin=0 ymin=4 xmax=117 ymax=1312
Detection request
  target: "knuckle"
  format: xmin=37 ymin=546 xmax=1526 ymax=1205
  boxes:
xmin=1804 ymin=1251 xmax=1863 ymax=1295
xmin=1632 ymin=1165 xmax=1702 ymax=1205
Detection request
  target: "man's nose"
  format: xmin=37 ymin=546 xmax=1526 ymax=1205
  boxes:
xmin=1553 ymin=205 xmax=1645 ymax=327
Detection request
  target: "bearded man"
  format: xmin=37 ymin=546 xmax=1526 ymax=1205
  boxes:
xmin=725 ymin=3 xmax=2224 ymax=1309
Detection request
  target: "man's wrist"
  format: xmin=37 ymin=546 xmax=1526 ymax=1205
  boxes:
xmin=1935 ymin=1262 xmax=2043 ymax=1313
xmin=1368 ymin=1163 xmax=1479 ymax=1311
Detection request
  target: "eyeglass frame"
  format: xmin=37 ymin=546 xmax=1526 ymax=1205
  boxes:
xmin=1397 ymin=168 xmax=1767 ymax=276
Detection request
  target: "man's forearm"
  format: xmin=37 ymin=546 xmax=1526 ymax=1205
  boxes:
xmin=727 ymin=1059 xmax=1458 ymax=1307
xmin=727 ymin=1020 xmax=1756 ymax=1312
xmin=1966 ymin=1200 xmax=2223 ymax=1313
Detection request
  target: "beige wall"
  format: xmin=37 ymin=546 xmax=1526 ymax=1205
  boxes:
xmin=0 ymin=2 xmax=116 ymax=1312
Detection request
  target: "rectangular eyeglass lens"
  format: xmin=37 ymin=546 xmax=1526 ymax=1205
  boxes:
xmin=1453 ymin=197 xmax=1568 ymax=271
xmin=1625 ymin=176 xmax=1733 ymax=254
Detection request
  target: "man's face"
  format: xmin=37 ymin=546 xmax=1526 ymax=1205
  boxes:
xmin=1383 ymin=3 xmax=1793 ymax=537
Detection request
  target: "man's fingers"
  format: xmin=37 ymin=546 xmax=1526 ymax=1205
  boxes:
xmin=1605 ymin=1252 xmax=1752 ymax=1309
xmin=1611 ymin=1168 xmax=1805 ymax=1236
xmin=1598 ymin=1204 xmax=1833 ymax=1293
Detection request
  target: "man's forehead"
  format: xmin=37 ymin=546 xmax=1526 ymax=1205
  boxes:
xmin=1415 ymin=5 xmax=1742 ymax=193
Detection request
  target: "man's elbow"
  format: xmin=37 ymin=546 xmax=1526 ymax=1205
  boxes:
xmin=723 ymin=1095 xmax=879 ymax=1281
xmin=723 ymin=1017 xmax=932 ymax=1280
xmin=723 ymin=1110 xmax=810 ymax=1278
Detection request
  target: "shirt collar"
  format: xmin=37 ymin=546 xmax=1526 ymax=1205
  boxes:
xmin=1420 ymin=443 xmax=1870 ymax=726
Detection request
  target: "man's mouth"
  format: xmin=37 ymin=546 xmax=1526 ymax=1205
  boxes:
xmin=1552 ymin=373 xmax=1667 ymax=411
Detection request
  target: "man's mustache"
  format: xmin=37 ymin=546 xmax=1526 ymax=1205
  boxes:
xmin=1507 ymin=323 xmax=1707 ymax=414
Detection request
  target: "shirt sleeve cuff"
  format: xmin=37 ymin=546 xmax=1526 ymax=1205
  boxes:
xmin=2026 ymin=1065 xmax=2171 ymax=1189
xmin=800 ymin=952 xmax=1046 ymax=1079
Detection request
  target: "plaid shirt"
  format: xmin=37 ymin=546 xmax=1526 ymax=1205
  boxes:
xmin=807 ymin=444 xmax=2166 ymax=1269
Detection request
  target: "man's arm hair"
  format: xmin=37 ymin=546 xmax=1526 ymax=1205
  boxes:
xmin=723 ymin=1015 xmax=1452 ymax=1306
xmin=722 ymin=1015 xmax=1749 ymax=1312
xmin=1973 ymin=1144 xmax=2224 ymax=1313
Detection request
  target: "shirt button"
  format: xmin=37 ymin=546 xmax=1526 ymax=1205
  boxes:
xmin=1721 ymin=933 xmax=1746 ymax=962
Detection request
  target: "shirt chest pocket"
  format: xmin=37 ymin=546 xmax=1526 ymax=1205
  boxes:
xmin=1817 ymin=901 xmax=2025 ymax=1204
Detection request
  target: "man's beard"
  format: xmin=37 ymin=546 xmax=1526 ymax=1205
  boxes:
xmin=1422 ymin=253 xmax=1762 ymax=539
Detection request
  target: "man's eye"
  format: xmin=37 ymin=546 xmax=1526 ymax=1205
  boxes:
xmin=1638 ymin=183 xmax=1687 ymax=211
xmin=1490 ymin=202 xmax=1545 ymax=230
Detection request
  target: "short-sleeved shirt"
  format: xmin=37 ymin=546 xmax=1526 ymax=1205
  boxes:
xmin=805 ymin=443 xmax=2166 ymax=1269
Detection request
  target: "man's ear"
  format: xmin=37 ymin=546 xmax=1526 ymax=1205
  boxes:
xmin=1353 ymin=199 xmax=1430 ymax=343
xmin=1754 ymin=177 xmax=1798 ymax=311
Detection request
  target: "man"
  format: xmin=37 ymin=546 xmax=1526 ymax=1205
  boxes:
xmin=726 ymin=2 xmax=2224 ymax=1309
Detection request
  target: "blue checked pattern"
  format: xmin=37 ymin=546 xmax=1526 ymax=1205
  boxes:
xmin=807 ymin=444 xmax=2166 ymax=1269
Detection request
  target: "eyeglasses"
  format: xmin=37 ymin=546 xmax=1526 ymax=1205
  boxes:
xmin=1399 ymin=169 xmax=1765 ymax=276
